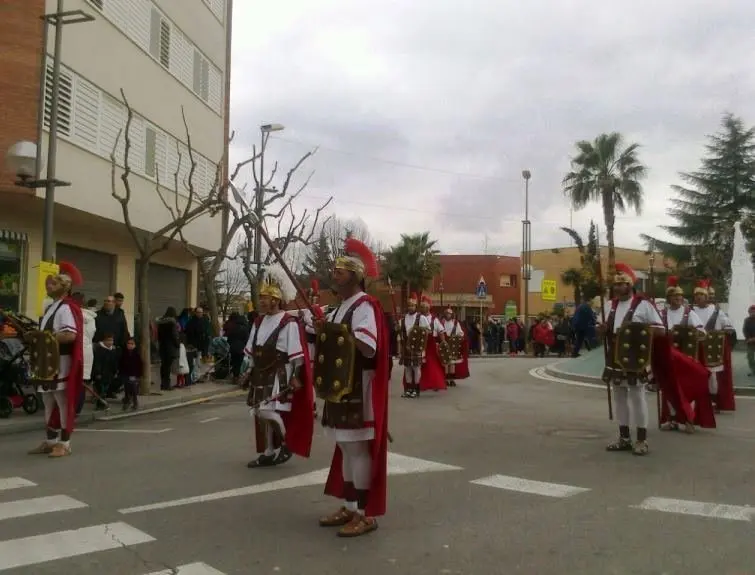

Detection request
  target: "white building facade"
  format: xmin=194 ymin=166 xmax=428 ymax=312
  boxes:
xmin=0 ymin=0 xmax=230 ymax=328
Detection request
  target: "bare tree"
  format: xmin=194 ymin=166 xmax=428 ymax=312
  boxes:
xmin=110 ymin=89 xmax=225 ymax=394
xmin=322 ymin=216 xmax=374 ymax=257
xmin=216 ymin=262 xmax=248 ymax=321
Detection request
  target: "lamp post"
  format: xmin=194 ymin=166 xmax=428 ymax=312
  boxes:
xmin=4 ymin=2 xmax=94 ymax=262
xmin=253 ymin=123 xmax=285 ymax=281
xmin=521 ymin=169 xmax=532 ymax=352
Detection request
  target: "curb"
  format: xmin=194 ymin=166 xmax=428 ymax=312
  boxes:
xmin=543 ymin=362 xmax=755 ymax=397
xmin=0 ymin=388 xmax=245 ymax=437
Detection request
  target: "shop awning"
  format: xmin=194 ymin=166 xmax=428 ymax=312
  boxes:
xmin=0 ymin=230 xmax=27 ymax=241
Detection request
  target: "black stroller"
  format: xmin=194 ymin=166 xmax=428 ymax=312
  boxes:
xmin=0 ymin=337 xmax=39 ymax=418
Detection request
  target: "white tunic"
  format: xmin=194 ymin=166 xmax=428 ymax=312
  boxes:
xmin=601 ymin=299 xmax=663 ymax=332
xmin=37 ymin=300 xmax=78 ymax=393
xmin=325 ymin=291 xmax=378 ymax=443
xmin=300 ymin=308 xmax=316 ymax=362
xmin=424 ymin=314 xmax=444 ymax=337
xmin=244 ymin=311 xmax=305 ymax=412
xmin=693 ymin=304 xmax=732 ymax=373
xmin=664 ymin=306 xmax=705 ymax=334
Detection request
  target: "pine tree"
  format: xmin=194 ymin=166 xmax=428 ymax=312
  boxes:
xmin=301 ymin=231 xmax=333 ymax=286
xmin=643 ymin=113 xmax=755 ymax=294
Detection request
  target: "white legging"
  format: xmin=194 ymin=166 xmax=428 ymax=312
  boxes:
xmin=42 ymin=391 xmax=68 ymax=443
xmin=613 ymin=384 xmax=649 ymax=429
xmin=256 ymin=410 xmax=286 ymax=456
xmin=338 ymin=440 xmax=372 ymax=490
xmin=708 ymin=372 xmax=718 ymax=395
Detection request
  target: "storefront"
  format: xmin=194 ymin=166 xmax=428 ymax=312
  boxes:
xmin=135 ymin=262 xmax=191 ymax=320
xmin=0 ymin=230 xmax=27 ymax=314
xmin=56 ymin=243 xmax=115 ymax=305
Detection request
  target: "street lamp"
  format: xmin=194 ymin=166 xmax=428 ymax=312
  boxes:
xmin=253 ymin=123 xmax=285 ymax=281
xmin=6 ymin=3 xmax=94 ymax=262
xmin=521 ymin=169 xmax=532 ymax=352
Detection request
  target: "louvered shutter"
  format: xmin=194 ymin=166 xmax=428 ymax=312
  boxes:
xmin=73 ymin=75 xmax=100 ymax=152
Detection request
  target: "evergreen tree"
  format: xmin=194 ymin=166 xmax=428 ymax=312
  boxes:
xmin=301 ymin=231 xmax=334 ymax=286
xmin=643 ymin=114 xmax=755 ymax=295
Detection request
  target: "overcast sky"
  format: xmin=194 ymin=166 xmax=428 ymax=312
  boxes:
xmin=228 ymin=0 xmax=755 ymax=256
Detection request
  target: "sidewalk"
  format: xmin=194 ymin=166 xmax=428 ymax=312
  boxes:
xmin=0 ymin=366 xmax=244 ymax=436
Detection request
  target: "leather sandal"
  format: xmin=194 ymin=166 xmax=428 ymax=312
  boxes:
xmin=632 ymin=440 xmax=649 ymax=456
xmin=319 ymin=507 xmax=355 ymax=527
xmin=28 ymin=442 xmax=53 ymax=455
xmin=247 ymin=454 xmax=276 ymax=468
xmin=606 ymin=438 xmax=633 ymax=452
xmin=337 ymin=515 xmax=378 ymax=538
xmin=48 ymin=444 xmax=71 ymax=458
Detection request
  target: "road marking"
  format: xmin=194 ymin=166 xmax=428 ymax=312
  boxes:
xmin=120 ymin=452 xmax=463 ymax=514
xmin=77 ymin=428 xmax=173 ymax=434
xmin=200 ymin=417 xmax=220 ymax=423
xmin=0 ymin=495 xmax=88 ymax=521
xmin=0 ymin=478 xmax=36 ymax=492
xmin=470 ymin=474 xmax=591 ymax=498
xmin=95 ymin=390 xmax=245 ymax=421
xmin=0 ymin=522 xmax=155 ymax=571
xmin=144 ymin=562 xmax=227 ymax=575
xmin=633 ymin=497 xmax=754 ymax=522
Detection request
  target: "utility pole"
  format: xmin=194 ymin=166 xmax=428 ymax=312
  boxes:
xmin=253 ymin=124 xmax=285 ymax=288
xmin=521 ymin=170 xmax=532 ymax=353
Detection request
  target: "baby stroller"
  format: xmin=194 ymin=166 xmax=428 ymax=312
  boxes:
xmin=0 ymin=337 xmax=39 ymax=418
xmin=202 ymin=336 xmax=231 ymax=381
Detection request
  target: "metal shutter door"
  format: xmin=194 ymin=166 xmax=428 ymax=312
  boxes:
xmin=136 ymin=262 xmax=190 ymax=320
xmin=56 ymin=244 xmax=114 ymax=304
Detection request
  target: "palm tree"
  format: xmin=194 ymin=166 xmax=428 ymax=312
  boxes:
xmin=562 ymin=132 xmax=647 ymax=274
xmin=382 ymin=232 xmax=441 ymax=307
xmin=560 ymin=267 xmax=583 ymax=303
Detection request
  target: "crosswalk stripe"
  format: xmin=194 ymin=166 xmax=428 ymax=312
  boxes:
xmin=144 ymin=562 xmax=227 ymax=574
xmin=0 ymin=522 xmax=155 ymax=571
xmin=0 ymin=495 xmax=88 ymax=521
xmin=0 ymin=477 xmax=36 ymax=492
xmin=470 ymin=474 xmax=591 ymax=498
xmin=633 ymin=497 xmax=754 ymax=522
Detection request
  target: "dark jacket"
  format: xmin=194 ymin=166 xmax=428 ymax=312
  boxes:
xmin=743 ymin=316 xmax=755 ymax=345
xmin=94 ymin=309 xmax=129 ymax=348
xmin=184 ymin=315 xmax=211 ymax=355
xmin=119 ymin=348 xmax=144 ymax=378
xmin=223 ymin=314 xmax=250 ymax=355
xmin=92 ymin=343 xmax=119 ymax=384
xmin=571 ymin=303 xmax=595 ymax=331
xmin=156 ymin=317 xmax=180 ymax=359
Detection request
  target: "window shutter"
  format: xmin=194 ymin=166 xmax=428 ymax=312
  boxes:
xmin=88 ymin=0 xmax=104 ymax=10
xmin=73 ymin=75 xmax=100 ymax=152
xmin=149 ymin=7 xmax=161 ymax=60
xmin=44 ymin=63 xmax=74 ymax=137
xmin=145 ymin=127 xmax=157 ymax=177
xmin=208 ymin=65 xmax=222 ymax=112
xmin=99 ymin=94 xmax=126 ymax=164
xmin=126 ymin=0 xmax=150 ymax=52
xmin=159 ymin=19 xmax=171 ymax=68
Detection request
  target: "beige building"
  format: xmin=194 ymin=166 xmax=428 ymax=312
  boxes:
xmin=0 ymin=0 xmax=231 ymax=329
xmin=520 ymin=245 xmax=665 ymax=317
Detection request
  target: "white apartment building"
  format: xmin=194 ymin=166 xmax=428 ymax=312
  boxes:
xmin=0 ymin=0 xmax=231 ymax=328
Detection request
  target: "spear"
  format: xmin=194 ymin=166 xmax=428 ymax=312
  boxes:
xmin=596 ymin=226 xmax=613 ymax=420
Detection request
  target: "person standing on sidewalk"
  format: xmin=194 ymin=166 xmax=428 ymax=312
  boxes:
xmin=744 ymin=305 xmax=755 ymax=376
xmin=119 ymin=337 xmax=143 ymax=410
xmin=156 ymin=307 xmax=180 ymax=391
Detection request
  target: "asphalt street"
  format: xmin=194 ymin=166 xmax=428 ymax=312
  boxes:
xmin=1 ymin=358 xmax=755 ymax=575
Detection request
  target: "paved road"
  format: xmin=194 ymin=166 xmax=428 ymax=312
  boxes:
xmin=1 ymin=359 xmax=755 ymax=574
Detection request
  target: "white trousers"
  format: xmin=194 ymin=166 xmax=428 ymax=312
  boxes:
xmin=256 ymin=409 xmax=286 ymax=456
xmin=708 ymin=372 xmax=718 ymax=395
xmin=613 ymin=384 xmax=649 ymax=429
xmin=338 ymin=440 xmax=372 ymax=513
xmin=42 ymin=390 xmax=69 ymax=444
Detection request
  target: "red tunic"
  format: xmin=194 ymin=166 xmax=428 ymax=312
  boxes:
xmin=324 ymin=295 xmax=390 ymax=517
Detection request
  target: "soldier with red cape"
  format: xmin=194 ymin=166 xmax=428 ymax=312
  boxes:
xmin=28 ymin=261 xmax=84 ymax=458
xmin=398 ymin=293 xmax=431 ymax=398
xmin=244 ymin=264 xmax=314 ymax=468
xmin=654 ymin=276 xmax=716 ymax=433
xmin=415 ymin=295 xmax=446 ymax=392
xmin=692 ymin=280 xmax=736 ymax=412
xmin=317 ymin=238 xmax=390 ymax=538
xmin=440 ymin=307 xmax=470 ymax=386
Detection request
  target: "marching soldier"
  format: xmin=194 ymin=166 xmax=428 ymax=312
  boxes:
xmin=417 ymin=296 xmax=447 ymax=392
xmin=244 ymin=264 xmax=314 ymax=469
xmin=399 ymin=293 xmax=431 ymax=398
xmin=440 ymin=307 xmax=467 ymax=387
xmin=314 ymin=237 xmax=390 ymax=538
xmin=692 ymin=280 xmax=736 ymax=411
xmin=300 ymin=279 xmax=322 ymax=418
xmin=656 ymin=276 xmax=715 ymax=433
xmin=27 ymin=262 xmax=85 ymax=458
xmin=599 ymin=263 xmax=664 ymax=456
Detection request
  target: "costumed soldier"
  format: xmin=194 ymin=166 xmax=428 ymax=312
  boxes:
xmin=692 ymin=280 xmax=736 ymax=412
xmin=599 ymin=263 xmax=664 ymax=456
xmin=28 ymin=262 xmax=85 ymax=458
xmin=416 ymin=295 xmax=446 ymax=392
xmin=314 ymin=238 xmax=390 ymax=538
xmin=655 ymin=276 xmax=715 ymax=433
xmin=300 ymin=279 xmax=322 ymax=418
xmin=440 ymin=307 xmax=469 ymax=387
xmin=398 ymin=293 xmax=431 ymax=398
xmin=244 ymin=264 xmax=314 ymax=468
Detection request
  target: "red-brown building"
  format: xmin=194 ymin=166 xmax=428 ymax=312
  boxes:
xmin=427 ymin=255 xmax=521 ymax=321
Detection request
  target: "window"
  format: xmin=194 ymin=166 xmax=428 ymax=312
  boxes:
xmin=43 ymin=64 xmax=74 ymax=136
xmin=193 ymin=50 xmax=210 ymax=101
xmin=87 ymin=0 xmax=104 ymax=10
xmin=144 ymin=127 xmax=157 ymax=177
xmin=202 ymin=0 xmax=225 ymax=22
xmin=149 ymin=8 xmax=171 ymax=69
xmin=499 ymin=274 xmax=517 ymax=288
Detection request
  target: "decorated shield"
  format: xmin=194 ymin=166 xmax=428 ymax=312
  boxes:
xmin=447 ymin=334 xmax=464 ymax=361
xmin=313 ymin=322 xmax=356 ymax=402
xmin=27 ymin=330 xmax=60 ymax=383
xmin=406 ymin=325 xmax=429 ymax=356
xmin=671 ymin=325 xmax=699 ymax=359
xmin=614 ymin=323 xmax=654 ymax=373
xmin=702 ymin=330 xmax=726 ymax=368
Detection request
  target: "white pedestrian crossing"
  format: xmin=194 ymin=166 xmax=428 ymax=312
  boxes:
xmin=0 ymin=477 xmax=35 ymax=492
xmin=0 ymin=494 xmax=88 ymax=521
xmin=470 ymin=474 xmax=591 ymax=498
xmin=144 ymin=562 xmax=227 ymax=574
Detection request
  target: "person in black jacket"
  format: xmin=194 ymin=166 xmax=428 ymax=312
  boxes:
xmin=156 ymin=307 xmax=180 ymax=391
xmin=94 ymin=296 xmax=129 ymax=349
xmin=223 ymin=312 xmax=250 ymax=384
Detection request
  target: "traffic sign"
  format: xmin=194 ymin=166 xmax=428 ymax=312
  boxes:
xmin=541 ymin=279 xmax=557 ymax=302
xmin=476 ymin=276 xmax=487 ymax=299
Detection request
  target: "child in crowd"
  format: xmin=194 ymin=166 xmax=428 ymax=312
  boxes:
xmin=119 ymin=337 xmax=143 ymax=410
xmin=92 ymin=333 xmax=118 ymax=409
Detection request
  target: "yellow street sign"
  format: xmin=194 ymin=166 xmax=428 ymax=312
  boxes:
xmin=37 ymin=261 xmax=59 ymax=317
xmin=541 ymin=279 xmax=557 ymax=302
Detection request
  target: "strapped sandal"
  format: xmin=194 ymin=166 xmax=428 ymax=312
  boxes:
xmin=319 ymin=507 xmax=355 ymax=527
xmin=683 ymin=423 xmax=695 ymax=434
xmin=274 ymin=446 xmax=293 ymax=465
xmin=606 ymin=438 xmax=633 ymax=452
xmin=660 ymin=422 xmax=679 ymax=431
xmin=337 ymin=515 xmax=378 ymax=538
xmin=48 ymin=444 xmax=71 ymax=458
xmin=247 ymin=454 xmax=276 ymax=468
xmin=632 ymin=440 xmax=649 ymax=456
xmin=28 ymin=442 xmax=53 ymax=455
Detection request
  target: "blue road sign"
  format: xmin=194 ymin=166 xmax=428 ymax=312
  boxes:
xmin=476 ymin=277 xmax=487 ymax=299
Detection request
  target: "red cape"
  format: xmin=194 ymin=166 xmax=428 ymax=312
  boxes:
xmin=324 ymin=295 xmax=390 ymax=517
xmin=697 ymin=337 xmax=736 ymax=412
xmin=653 ymin=335 xmax=716 ymax=428
xmin=47 ymin=297 xmax=84 ymax=434
xmin=253 ymin=315 xmax=315 ymax=458
xmin=454 ymin=336 xmax=471 ymax=379
xmin=403 ymin=323 xmax=447 ymax=391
